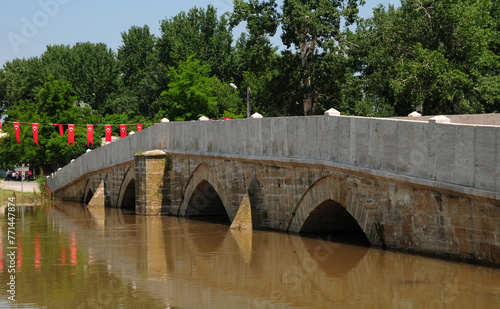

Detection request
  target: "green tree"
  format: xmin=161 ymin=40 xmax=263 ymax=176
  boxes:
xmin=355 ymin=0 xmax=500 ymax=115
xmin=231 ymin=0 xmax=366 ymax=115
xmin=40 ymin=42 xmax=119 ymax=114
xmin=231 ymin=32 xmax=281 ymax=117
xmin=116 ymin=25 xmax=165 ymax=119
xmin=159 ymin=56 xmax=217 ymax=121
xmin=158 ymin=5 xmax=234 ymax=80
xmin=314 ymin=48 xmax=366 ymax=115
xmin=0 ymin=57 xmax=44 ymax=115
xmin=211 ymin=77 xmax=245 ymax=119
xmin=0 ymin=78 xmax=100 ymax=173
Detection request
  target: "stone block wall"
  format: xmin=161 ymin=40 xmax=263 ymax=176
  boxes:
xmin=135 ymin=150 xmax=167 ymax=216
xmin=151 ymin=152 xmax=500 ymax=266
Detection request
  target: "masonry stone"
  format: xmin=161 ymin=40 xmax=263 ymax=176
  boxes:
xmin=48 ymin=114 xmax=500 ymax=267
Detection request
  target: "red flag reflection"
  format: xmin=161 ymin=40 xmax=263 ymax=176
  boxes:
xmin=70 ymin=232 xmax=77 ymax=266
xmin=61 ymin=242 xmax=66 ymax=265
xmin=0 ymin=229 xmax=3 ymax=274
xmin=34 ymin=233 xmax=41 ymax=271
xmin=17 ymin=236 xmax=22 ymax=272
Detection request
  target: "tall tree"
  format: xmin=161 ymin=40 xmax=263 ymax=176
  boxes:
xmin=231 ymin=32 xmax=280 ymax=116
xmin=116 ymin=25 xmax=165 ymax=119
xmin=159 ymin=56 xmax=217 ymax=121
xmin=231 ymin=0 xmax=366 ymax=115
xmin=0 ymin=57 xmax=44 ymax=116
xmin=158 ymin=5 xmax=234 ymax=80
xmin=355 ymin=0 xmax=500 ymax=115
xmin=40 ymin=42 xmax=119 ymax=114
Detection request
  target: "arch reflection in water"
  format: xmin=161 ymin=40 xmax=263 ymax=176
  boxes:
xmin=3 ymin=203 xmax=500 ymax=308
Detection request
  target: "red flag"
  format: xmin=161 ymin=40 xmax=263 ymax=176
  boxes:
xmin=0 ymin=121 xmax=2 ymax=131
xmin=105 ymin=125 xmax=112 ymax=143
xmin=68 ymin=124 xmax=75 ymax=146
xmin=14 ymin=122 xmax=20 ymax=144
xmin=120 ymin=124 xmax=127 ymax=138
xmin=52 ymin=124 xmax=63 ymax=136
xmin=32 ymin=123 xmax=39 ymax=146
xmin=136 ymin=124 xmax=142 ymax=132
xmin=87 ymin=125 xmax=93 ymax=146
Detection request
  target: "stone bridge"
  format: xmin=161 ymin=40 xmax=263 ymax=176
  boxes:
xmin=47 ymin=112 xmax=500 ymax=266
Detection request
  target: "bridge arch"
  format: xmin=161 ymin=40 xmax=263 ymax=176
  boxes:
xmin=178 ymin=163 xmax=232 ymax=220
xmin=287 ymin=174 xmax=378 ymax=245
xmin=82 ymin=178 xmax=93 ymax=205
xmin=116 ymin=166 xmax=135 ymax=209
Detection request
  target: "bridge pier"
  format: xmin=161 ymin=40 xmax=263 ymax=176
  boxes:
xmin=135 ymin=150 xmax=168 ymax=216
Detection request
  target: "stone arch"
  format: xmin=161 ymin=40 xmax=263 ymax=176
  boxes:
xmin=82 ymin=178 xmax=93 ymax=204
xmin=287 ymin=174 xmax=378 ymax=245
xmin=116 ymin=165 xmax=135 ymax=209
xmin=178 ymin=163 xmax=232 ymax=219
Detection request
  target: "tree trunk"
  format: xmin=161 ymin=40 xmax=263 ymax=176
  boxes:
xmin=300 ymin=38 xmax=316 ymax=115
xmin=303 ymin=75 xmax=313 ymax=115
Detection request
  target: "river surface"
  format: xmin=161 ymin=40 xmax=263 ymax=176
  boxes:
xmin=1 ymin=202 xmax=500 ymax=308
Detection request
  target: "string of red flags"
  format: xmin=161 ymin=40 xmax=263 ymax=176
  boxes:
xmin=0 ymin=121 xmax=152 ymax=146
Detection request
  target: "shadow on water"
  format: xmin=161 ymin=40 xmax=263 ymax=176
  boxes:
xmin=296 ymin=231 xmax=371 ymax=278
xmin=185 ymin=214 xmax=231 ymax=225
xmin=300 ymin=230 xmax=371 ymax=247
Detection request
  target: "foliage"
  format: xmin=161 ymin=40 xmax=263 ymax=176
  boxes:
xmin=40 ymin=42 xmax=119 ymax=114
xmin=0 ymin=57 xmax=44 ymax=114
xmin=211 ymin=77 xmax=245 ymax=119
xmin=160 ymin=56 xmax=217 ymax=121
xmin=355 ymin=0 xmax=500 ymax=115
xmin=1 ymin=0 xmax=500 ymax=149
xmin=232 ymin=32 xmax=281 ymax=116
xmin=158 ymin=5 xmax=234 ymax=80
xmin=231 ymin=0 xmax=366 ymax=115
xmin=116 ymin=25 xmax=165 ymax=119
xmin=0 ymin=78 xmax=101 ymax=173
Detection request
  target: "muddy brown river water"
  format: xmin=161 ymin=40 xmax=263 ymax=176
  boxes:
xmin=1 ymin=202 xmax=500 ymax=308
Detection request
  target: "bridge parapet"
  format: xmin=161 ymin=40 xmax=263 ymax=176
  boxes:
xmin=48 ymin=114 xmax=500 ymax=197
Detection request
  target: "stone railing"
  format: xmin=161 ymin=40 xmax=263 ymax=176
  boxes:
xmin=47 ymin=114 xmax=500 ymax=197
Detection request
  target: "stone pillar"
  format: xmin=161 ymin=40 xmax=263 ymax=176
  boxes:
xmin=135 ymin=150 xmax=168 ymax=216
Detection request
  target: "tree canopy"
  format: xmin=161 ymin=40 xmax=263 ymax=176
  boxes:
xmin=2 ymin=1 xmax=500 ymax=173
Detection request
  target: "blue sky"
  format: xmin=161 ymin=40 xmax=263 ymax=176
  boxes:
xmin=1 ymin=0 xmax=400 ymax=66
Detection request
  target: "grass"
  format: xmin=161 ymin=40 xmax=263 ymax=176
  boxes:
xmin=0 ymin=187 xmax=37 ymax=205
xmin=0 ymin=177 xmax=53 ymax=207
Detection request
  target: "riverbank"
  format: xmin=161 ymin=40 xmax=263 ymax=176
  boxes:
xmin=0 ymin=181 xmax=38 ymax=205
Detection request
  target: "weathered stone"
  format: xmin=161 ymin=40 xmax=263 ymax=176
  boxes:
xmin=88 ymin=180 xmax=105 ymax=207
xmin=50 ymin=115 xmax=500 ymax=267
